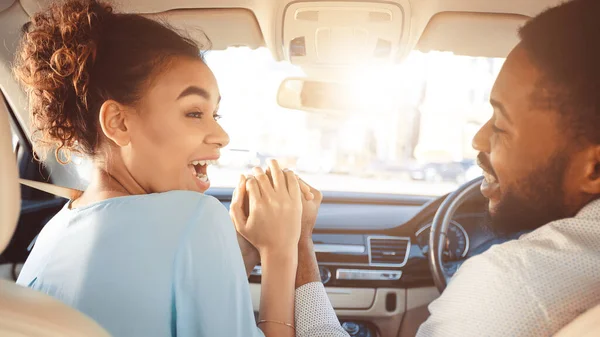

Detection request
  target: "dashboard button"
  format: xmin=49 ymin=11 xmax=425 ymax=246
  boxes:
xmin=342 ymin=322 xmax=360 ymax=336
xmin=318 ymin=266 xmax=331 ymax=284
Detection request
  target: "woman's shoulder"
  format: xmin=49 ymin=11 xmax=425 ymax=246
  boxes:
xmin=124 ymin=191 xmax=227 ymax=219
xmin=71 ymin=190 xmax=228 ymax=224
xmin=154 ymin=191 xmax=228 ymax=219
xmin=145 ymin=190 xmax=222 ymax=206
xmin=79 ymin=190 xmax=221 ymax=208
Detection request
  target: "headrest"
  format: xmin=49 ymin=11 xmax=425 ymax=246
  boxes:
xmin=0 ymin=97 xmax=21 ymax=253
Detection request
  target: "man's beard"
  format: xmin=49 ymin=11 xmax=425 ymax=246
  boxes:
xmin=486 ymin=153 xmax=571 ymax=237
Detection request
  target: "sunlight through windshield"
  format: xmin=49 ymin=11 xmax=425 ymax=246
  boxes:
xmin=203 ymin=47 xmax=504 ymax=196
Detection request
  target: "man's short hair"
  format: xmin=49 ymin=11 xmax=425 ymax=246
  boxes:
xmin=519 ymin=0 xmax=600 ymax=144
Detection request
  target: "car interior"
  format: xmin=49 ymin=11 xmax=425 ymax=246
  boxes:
xmin=1 ymin=0 xmax=599 ymax=336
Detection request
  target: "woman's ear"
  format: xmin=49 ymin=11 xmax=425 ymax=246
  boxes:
xmin=99 ymin=100 xmax=131 ymax=147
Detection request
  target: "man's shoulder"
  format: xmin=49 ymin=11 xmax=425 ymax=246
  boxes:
xmin=446 ymin=242 xmax=524 ymax=292
xmin=419 ymin=244 xmax=549 ymax=337
xmin=419 ymin=230 xmax=600 ymax=337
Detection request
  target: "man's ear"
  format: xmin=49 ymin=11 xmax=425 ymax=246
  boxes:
xmin=579 ymin=146 xmax=600 ymax=195
xmin=98 ymin=100 xmax=131 ymax=147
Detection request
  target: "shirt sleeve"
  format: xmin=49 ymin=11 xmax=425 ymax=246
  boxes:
xmin=295 ymin=282 xmax=350 ymax=337
xmin=172 ymin=196 xmax=265 ymax=337
xmin=416 ymin=247 xmax=551 ymax=337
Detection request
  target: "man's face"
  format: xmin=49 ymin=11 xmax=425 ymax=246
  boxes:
xmin=472 ymin=45 xmax=575 ymax=236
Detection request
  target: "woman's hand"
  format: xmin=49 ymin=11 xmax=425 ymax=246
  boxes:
xmin=230 ymin=181 xmax=261 ymax=276
xmin=231 ymin=183 xmax=259 ymax=252
xmin=230 ymin=159 xmax=302 ymax=256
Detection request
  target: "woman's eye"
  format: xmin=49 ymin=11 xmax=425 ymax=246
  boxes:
xmin=186 ymin=112 xmax=204 ymax=119
xmin=213 ymin=114 xmax=222 ymax=121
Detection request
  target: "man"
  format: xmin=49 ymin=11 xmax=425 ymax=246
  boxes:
xmin=243 ymin=1 xmax=600 ymax=336
xmin=418 ymin=0 xmax=600 ymax=336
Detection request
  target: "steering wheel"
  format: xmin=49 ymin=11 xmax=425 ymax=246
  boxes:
xmin=429 ymin=176 xmax=484 ymax=293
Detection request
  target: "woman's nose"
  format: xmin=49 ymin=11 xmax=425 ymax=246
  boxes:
xmin=205 ymin=121 xmax=230 ymax=149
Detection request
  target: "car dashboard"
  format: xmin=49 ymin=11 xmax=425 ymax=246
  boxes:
xmin=213 ymin=187 xmax=496 ymax=337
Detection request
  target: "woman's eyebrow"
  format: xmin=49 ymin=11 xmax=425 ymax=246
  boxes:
xmin=177 ymin=86 xmax=221 ymax=103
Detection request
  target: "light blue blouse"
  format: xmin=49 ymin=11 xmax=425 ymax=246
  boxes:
xmin=17 ymin=191 xmax=265 ymax=337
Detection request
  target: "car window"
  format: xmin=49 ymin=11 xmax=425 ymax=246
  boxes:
xmin=10 ymin=124 xmax=18 ymax=153
xmin=203 ymin=47 xmax=500 ymax=196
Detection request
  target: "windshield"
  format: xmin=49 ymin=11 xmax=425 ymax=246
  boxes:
xmin=204 ymin=47 xmax=504 ymax=196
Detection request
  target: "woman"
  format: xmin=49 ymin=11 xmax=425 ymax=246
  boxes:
xmin=13 ymin=1 xmax=320 ymax=336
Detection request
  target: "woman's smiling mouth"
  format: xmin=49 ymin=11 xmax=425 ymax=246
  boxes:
xmin=189 ymin=159 xmax=219 ymax=191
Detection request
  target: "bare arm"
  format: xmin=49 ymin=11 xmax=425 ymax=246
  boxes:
xmin=259 ymin=249 xmax=298 ymax=336
xmin=296 ymin=178 xmax=323 ymax=288
xmin=296 ymin=239 xmax=321 ymax=288
xmin=230 ymin=161 xmax=302 ymax=337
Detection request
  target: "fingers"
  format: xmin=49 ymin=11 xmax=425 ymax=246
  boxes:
xmin=299 ymin=177 xmax=322 ymax=202
xmin=252 ymin=167 xmax=272 ymax=197
xmin=249 ymin=165 xmax=307 ymax=201
xmin=238 ymin=175 xmax=250 ymax=216
xmin=267 ymin=159 xmax=286 ymax=193
xmin=284 ymin=169 xmax=301 ymax=201
xmin=298 ymin=178 xmax=315 ymax=201
xmin=231 ymin=175 xmax=243 ymax=205
xmin=230 ymin=175 xmax=248 ymax=230
xmin=312 ymin=185 xmax=323 ymax=203
xmin=265 ymin=167 xmax=275 ymax=187
xmin=246 ymin=176 xmax=262 ymax=209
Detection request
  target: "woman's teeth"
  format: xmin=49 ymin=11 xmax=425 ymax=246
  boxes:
xmin=192 ymin=160 xmax=218 ymax=166
xmin=191 ymin=159 xmax=218 ymax=184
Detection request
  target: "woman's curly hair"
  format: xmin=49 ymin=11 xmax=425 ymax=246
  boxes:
xmin=13 ymin=0 xmax=201 ymax=163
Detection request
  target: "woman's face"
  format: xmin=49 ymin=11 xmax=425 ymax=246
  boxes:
xmin=123 ymin=57 xmax=229 ymax=193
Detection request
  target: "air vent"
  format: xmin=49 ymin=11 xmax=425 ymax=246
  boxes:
xmin=368 ymin=236 xmax=410 ymax=267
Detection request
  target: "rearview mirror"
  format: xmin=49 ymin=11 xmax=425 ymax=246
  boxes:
xmin=277 ymin=77 xmax=393 ymax=114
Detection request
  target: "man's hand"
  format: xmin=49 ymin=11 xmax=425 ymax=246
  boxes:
xmin=297 ymin=178 xmax=322 ymax=241
xmin=293 ymin=177 xmax=324 ymax=289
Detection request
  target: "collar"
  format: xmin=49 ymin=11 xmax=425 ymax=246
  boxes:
xmin=575 ymin=198 xmax=600 ymax=219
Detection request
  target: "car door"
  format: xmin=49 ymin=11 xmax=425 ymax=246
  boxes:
xmin=0 ymin=94 xmax=68 ymax=281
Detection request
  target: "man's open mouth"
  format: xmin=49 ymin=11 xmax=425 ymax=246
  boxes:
xmin=477 ymin=153 xmax=497 ymax=183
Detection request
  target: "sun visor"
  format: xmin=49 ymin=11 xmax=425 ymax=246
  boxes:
xmin=416 ymin=12 xmax=528 ymax=58
xmin=282 ymin=1 xmax=409 ymax=66
xmin=0 ymin=0 xmax=14 ymax=13
xmin=146 ymin=9 xmax=264 ymax=50
xmin=19 ymin=1 xmax=264 ymax=50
